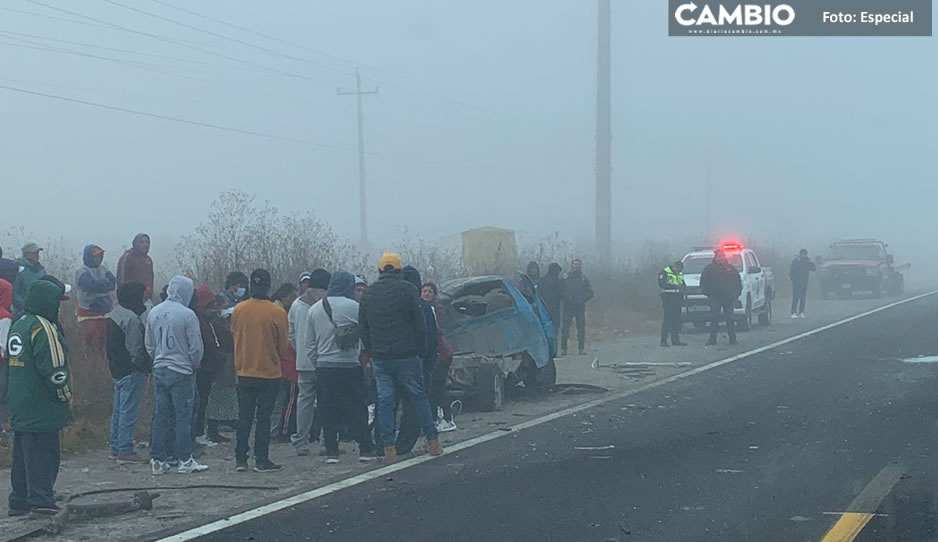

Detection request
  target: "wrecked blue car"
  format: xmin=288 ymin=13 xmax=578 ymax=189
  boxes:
xmin=436 ymin=274 xmax=557 ymax=411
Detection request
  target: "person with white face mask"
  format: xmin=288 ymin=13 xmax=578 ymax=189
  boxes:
xmin=220 ymin=272 xmax=248 ymax=310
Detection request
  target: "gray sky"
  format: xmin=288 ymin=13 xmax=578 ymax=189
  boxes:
xmin=1 ymin=1 xmax=935 ymax=269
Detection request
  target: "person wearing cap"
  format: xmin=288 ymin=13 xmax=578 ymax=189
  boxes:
xmin=116 ymin=234 xmax=155 ymax=304
xmin=6 ymin=278 xmax=72 ymax=516
xmin=354 ymin=275 xmax=368 ymax=302
xmin=289 ymin=269 xmax=330 ymax=456
xmin=12 ymin=243 xmax=46 ymax=317
xmin=231 ymin=269 xmax=289 ymax=473
xmin=298 ymin=272 xmax=312 ymax=295
xmin=359 ymin=253 xmax=442 ymax=462
xmin=75 ymin=244 xmax=117 ymax=349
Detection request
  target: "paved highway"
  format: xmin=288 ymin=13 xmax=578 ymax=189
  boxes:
xmin=191 ymin=294 xmax=938 ymax=542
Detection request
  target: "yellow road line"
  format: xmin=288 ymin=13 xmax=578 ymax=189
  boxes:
xmin=820 ymin=513 xmax=874 ymax=542
xmin=820 ymin=464 xmax=904 ymax=542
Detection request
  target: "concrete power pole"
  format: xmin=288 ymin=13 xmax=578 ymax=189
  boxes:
xmin=595 ymin=0 xmax=612 ymax=266
xmin=338 ymin=68 xmax=378 ymax=244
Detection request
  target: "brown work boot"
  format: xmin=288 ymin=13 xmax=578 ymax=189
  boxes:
xmin=382 ymin=445 xmax=397 ymax=464
xmin=426 ymin=437 xmax=443 ymax=456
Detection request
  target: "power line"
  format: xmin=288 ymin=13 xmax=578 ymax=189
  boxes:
xmin=0 ymin=82 xmax=331 ymax=146
xmin=0 ymin=35 xmax=232 ymax=88
xmin=0 ymin=28 xmax=244 ymax=71
xmin=98 ymin=0 xmax=313 ymax=65
xmin=145 ymin=0 xmax=521 ymax=121
xmin=0 ymin=81 xmax=530 ymax=177
xmin=22 ymin=0 xmax=344 ymax=87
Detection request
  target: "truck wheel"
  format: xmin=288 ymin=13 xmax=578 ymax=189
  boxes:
xmin=475 ymin=364 xmax=504 ymax=412
xmin=523 ymin=358 xmax=557 ymax=390
xmin=738 ymin=297 xmax=752 ymax=332
xmin=758 ymin=298 xmax=772 ymax=326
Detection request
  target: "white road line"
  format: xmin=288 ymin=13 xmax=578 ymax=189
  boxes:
xmin=154 ymin=291 xmax=938 ymax=542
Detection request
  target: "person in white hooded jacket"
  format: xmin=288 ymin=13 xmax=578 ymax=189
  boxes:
xmin=145 ymin=275 xmax=207 ymax=475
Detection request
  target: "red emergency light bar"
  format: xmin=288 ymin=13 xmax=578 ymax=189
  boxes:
xmin=719 ymin=242 xmax=743 ymax=251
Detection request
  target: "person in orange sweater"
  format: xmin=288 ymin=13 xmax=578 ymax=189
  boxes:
xmin=230 ymin=269 xmax=289 ymax=473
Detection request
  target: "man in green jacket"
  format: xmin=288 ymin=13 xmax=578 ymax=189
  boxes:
xmin=6 ymin=278 xmax=72 ymax=516
xmin=12 ymin=242 xmax=46 ymax=317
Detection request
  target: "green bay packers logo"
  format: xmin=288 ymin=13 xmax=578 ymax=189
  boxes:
xmin=7 ymin=334 xmax=23 ymax=357
xmin=51 ymin=370 xmax=68 ymax=385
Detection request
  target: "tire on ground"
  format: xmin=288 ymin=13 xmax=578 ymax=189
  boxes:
xmin=475 ymin=364 xmax=505 ymax=412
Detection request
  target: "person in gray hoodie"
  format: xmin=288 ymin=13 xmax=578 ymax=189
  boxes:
xmin=306 ymin=271 xmax=376 ymax=463
xmin=145 ymin=275 xmax=208 ymax=475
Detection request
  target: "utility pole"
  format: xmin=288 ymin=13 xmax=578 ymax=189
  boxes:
xmin=595 ymin=0 xmax=612 ymax=267
xmin=705 ymin=146 xmax=712 ymax=243
xmin=338 ymin=68 xmax=378 ymax=244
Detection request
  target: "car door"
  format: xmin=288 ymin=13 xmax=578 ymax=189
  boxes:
xmin=747 ymin=252 xmax=764 ymax=308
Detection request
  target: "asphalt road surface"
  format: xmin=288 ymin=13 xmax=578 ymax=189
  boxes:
xmin=196 ymin=295 xmax=938 ymax=542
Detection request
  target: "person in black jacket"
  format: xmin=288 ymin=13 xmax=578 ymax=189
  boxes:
xmin=106 ymin=282 xmax=152 ymax=463
xmin=789 ymin=249 xmax=816 ymax=318
xmin=359 ymin=253 xmax=442 ymax=462
xmin=700 ymin=251 xmax=743 ymax=346
xmin=561 ymin=259 xmax=594 ymax=356
xmin=394 ymin=266 xmax=439 ymax=455
xmin=537 ymin=263 xmax=563 ymax=326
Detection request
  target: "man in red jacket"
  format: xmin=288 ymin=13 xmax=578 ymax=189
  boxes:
xmin=116 ymin=234 xmax=154 ymax=304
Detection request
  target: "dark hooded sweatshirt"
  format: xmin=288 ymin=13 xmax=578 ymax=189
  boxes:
xmin=403 ymin=266 xmax=437 ymax=367
xmin=107 ymin=282 xmax=151 ymax=379
xmin=116 ymin=234 xmax=154 ymax=299
xmin=6 ymin=280 xmax=72 ymax=433
xmin=537 ymin=263 xmax=564 ymax=322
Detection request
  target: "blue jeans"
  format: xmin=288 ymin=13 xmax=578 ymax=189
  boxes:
xmin=109 ymin=372 xmax=147 ymax=455
xmin=373 ymin=357 xmax=438 ymax=446
xmin=150 ymin=367 xmax=195 ymax=463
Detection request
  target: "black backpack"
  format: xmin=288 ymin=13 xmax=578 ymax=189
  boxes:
xmin=322 ymin=297 xmax=360 ymax=351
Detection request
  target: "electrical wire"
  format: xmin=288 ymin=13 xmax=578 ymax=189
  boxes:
xmin=23 ymin=0 xmax=344 ymax=87
xmin=0 ymin=82 xmax=334 ymax=146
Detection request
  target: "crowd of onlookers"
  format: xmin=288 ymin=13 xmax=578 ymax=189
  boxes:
xmin=0 ymin=234 xmax=595 ymax=516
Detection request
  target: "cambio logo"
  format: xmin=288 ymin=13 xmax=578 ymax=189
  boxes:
xmin=675 ymin=2 xmax=796 ymax=26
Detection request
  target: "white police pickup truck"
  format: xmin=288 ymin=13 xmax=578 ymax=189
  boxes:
xmin=680 ymin=243 xmax=775 ymax=331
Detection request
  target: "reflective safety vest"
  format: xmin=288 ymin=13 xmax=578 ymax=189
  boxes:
xmin=660 ymin=266 xmax=684 ymax=293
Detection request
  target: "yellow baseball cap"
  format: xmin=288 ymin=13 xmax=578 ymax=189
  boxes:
xmin=378 ymin=252 xmax=402 ymax=271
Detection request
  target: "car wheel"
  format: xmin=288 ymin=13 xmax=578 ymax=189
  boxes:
xmin=523 ymin=358 xmax=557 ymax=390
xmin=475 ymin=364 xmax=504 ymax=412
xmin=872 ymin=280 xmax=882 ymax=298
xmin=758 ymin=298 xmax=772 ymax=326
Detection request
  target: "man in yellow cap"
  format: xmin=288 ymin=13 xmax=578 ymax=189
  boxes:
xmin=358 ymin=253 xmax=442 ymax=462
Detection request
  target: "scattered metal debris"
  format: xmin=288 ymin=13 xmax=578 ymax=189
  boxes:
xmin=716 ymin=469 xmax=743 ymax=474
xmin=900 ymin=355 xmax=938 ymax=363
xmin=574 ymin=445 xmax=615 ymax=451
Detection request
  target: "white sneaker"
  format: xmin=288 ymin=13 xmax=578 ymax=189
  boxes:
xmin=436 ymin=419 xmax=457 ymax=433
xmin=177 ymin=457 xmax=209 ymax=473
xmin=798 ymin=313 xmax=806 ymax=319
xmin=195 ymin=435 xmax=218 ymax=447
xmin=151 ymin=459 xmax=170 ymax=476
xmin=790 ymin=314 xmax=798 ymax=319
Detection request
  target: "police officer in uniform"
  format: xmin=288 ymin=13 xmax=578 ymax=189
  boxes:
xmin=659 ymin=261 xmax=687 ymax=347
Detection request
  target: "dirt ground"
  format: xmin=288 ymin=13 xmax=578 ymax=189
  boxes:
xmin=0 ymin=294 xmax=907 ymax=542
